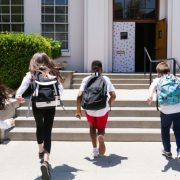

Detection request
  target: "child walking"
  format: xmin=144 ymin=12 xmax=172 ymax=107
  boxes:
xmin=0 ymin=77 xmax=15 ymax=129
xmin=16 ymin=52 xmax=64 ymax=180
xmin=76 ymin=60 xmax=116 ymax=157
xmin=147 ymin=62 xmax=180 ymax=160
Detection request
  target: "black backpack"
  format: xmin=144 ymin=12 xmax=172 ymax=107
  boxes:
xmin=27 ymin=71 xmax=66 ymax=117
xmin=81 ymin=73 xmax=108 ymax=110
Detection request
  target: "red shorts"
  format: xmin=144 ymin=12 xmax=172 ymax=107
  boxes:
xmin=85 ymin=111 xmax=108 ymax=130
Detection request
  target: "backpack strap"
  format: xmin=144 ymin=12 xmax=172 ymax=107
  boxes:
xmin=156 ymin=90 xmax=159 ymax=111
xmin=26 ymin=94 xmax=33 ymax=118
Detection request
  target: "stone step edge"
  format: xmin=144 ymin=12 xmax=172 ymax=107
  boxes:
xmin=6 ymin=127 xmax=170 ymax=133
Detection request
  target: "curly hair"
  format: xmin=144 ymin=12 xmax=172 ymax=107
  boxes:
xmin=0 ymin=77 xmax=9 ymax=110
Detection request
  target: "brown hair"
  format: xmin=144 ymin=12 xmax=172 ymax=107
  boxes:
xmin=29 ymin=52 xmax=65 ymax=83
xmin=156 ymin=62 xmax=170 ymax=75
xmin=0 ymin=77 xmax=9 ymax=110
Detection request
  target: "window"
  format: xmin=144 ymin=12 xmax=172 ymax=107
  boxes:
xmin=114 ymin=0 xmax=157 ymax=20
xmin=0 ymin=0 xmax=24 ymax=32
xmin=41 ymin=0 xmax=68 ymax=51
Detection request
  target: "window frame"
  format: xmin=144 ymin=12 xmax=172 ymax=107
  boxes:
xmin=41 ymin=0 xmax=69 ymax=51
xmin=113 ymin=0 xmax=159 ymax=22
xmin=0 ymin=0 xmax=24 ymax=32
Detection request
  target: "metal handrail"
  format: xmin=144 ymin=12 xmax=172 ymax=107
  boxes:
xmin=144 ymin=47 xmax=180 ymax=85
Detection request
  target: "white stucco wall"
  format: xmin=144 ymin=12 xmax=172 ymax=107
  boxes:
xmin=172 ymin=0 xmax=180 ymax=70
xmin=84 ymin=0 xmax=113 ymax=73
xmin=56 ymin=0 xmax=84 ymax=73
xmin=24 ymin=0 xmax=41 ymax=35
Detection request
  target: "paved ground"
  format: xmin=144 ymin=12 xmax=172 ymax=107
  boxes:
xmin=0 ymin=141 xmax=180 ymax=180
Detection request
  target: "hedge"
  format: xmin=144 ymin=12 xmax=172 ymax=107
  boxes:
xmin=45 ymin=38 xmax=62 ymax=59
xmin=0 ymin=32 xmax=62 ymax=92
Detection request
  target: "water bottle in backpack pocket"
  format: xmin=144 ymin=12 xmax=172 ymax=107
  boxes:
xmin=157 ymin=74 xmax=180 ymax=107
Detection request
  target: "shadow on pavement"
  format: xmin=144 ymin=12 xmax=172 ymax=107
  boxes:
xmin=85 ymin=154 xmax=128 ymax=168
xmin=35 ymin=164 xmax=82 ymax=180
xmin=162 ymin=156 xmax=180 ymax=172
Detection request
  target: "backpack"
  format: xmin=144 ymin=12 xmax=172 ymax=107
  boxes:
xmin=156 ymin=74 xmax=180 ymax=110
xmin=81 ymin=73 xmax=108 ymax=110
xmin=27 ymin=71 xmax=66 ymax=117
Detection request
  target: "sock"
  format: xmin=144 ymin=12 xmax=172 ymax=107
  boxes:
xmin=93 ymin=147 xmax=98 ymax=152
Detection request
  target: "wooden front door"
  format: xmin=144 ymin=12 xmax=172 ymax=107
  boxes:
xmin=155 ymin=18 xmax=167 ymax=61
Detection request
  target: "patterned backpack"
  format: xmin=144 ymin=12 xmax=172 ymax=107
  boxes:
xmin=157 ymin=74 xmax=180 ymax=108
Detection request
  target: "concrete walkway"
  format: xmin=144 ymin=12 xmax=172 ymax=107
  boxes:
xmin=0 ymin=141 xmax=180 ymax=180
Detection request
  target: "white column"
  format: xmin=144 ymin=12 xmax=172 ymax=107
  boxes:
xmin=172 ymin=0 xmax=180 ymax=71
xmin=24 ymin=0 xmax=41 ymax=35
xmin=84 ymin=0 xmax=113 ymax=73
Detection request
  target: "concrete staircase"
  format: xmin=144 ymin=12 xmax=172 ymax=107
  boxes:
xmin=72 ymin=73 xmax=157 ymax=89
xmin=5 ymin=73 xmax=176 ymax=142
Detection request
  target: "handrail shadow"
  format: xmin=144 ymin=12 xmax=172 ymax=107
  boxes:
xmin=85 ymin=154 xmax=128 ymax=168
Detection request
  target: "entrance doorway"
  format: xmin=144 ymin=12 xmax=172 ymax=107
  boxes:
xmin=135 ymin=23 xmax=156 ymax=72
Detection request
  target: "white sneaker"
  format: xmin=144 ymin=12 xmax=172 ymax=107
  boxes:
xmin=91 ymin=150 xmax=98 ymax=158
xmin=161 ymin=146 xmax=172 ymax=158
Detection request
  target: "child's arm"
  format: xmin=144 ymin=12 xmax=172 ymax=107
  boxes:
xmin=108 ymin=91 xmax=116 ymax=107
xmin=147 ymin=83 xmax=156 ymax=105
xmin=16 ymin=72 xmax=31 ymax=104
xmin=76 ymin=91 xmax=83 ymax=120
xmin=0 ymin=118 xmax=15 ymax=130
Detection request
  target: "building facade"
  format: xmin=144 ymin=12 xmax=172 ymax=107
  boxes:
xmin=0 ymin=0 xmax=180 ymax=73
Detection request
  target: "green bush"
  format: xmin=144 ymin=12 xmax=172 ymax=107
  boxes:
xmin=45 ymin=38 xmax=62 ymax=59
xmin=0 ymin=32 xmax=53 ymax=90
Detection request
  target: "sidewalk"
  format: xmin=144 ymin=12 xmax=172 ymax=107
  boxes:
xmin=0 ymin=141 xmax=180 ymax=180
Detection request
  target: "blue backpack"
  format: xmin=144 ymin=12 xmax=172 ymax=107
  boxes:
xmin=157 ymin=74 xmax=180 ymax=108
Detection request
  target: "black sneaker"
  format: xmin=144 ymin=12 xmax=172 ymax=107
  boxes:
xmin=41 ymin=161 xmax=52 ymax=180
xmin=161 ymin=146 xmax=172 ymax=158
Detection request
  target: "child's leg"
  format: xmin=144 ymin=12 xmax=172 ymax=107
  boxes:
xmin=32 ymin=106 xmax=44 ymax=153
xmin=89 ymin=123 xmax=97 ymax=148
xmin=161 ymin=112 xmax=173 ymax=152
xmin=172 ymin=112 xmax=180 ymax=155
xmin=43 ymin=108 xmax=55 ymax=162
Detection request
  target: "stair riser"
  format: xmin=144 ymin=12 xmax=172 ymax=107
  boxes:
xmin=73 ymin=79 xmax=149 ymax=84
xmin=72 ymin=84 xmax=149 ymax=89
xmin=5 ymin=132 xmax=175 ymax=142
xmin=16 ymin=109 xmax=160 ymax=117
xmin=73 ymin=74 xmax=158 ymax=79
xmin=15 ymin=120 xmax=161 ymax=128
xmin=21 ymin=101 xmax=156 ymax=107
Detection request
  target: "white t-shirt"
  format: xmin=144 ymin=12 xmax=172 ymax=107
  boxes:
xmin=152 ymin=76 xmax=180 ymax=114
xmin=79 ymin=73 xmax=115 ymax=117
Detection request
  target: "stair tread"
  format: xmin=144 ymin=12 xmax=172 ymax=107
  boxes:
xmin=7 ymin=127 xmax=173 ymax=133
xmin=15 ymin=116 xmax=160 ymax=121
xmin=17 ymin=107 xmax=159 ymax=111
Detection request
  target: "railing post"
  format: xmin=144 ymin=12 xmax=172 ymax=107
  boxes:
xmin=173 ymin=59 xmax=176 ymax=76
xmin=144 ymin=48 xmax=146 ymax=75
xmin=150 ymin=62 xmax=152 ymax=85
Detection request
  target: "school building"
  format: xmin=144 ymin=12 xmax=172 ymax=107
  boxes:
xmin=0 ymin=0 xmax=180 ymax=73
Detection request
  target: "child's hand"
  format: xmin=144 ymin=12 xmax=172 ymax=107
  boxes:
xmin=76 ymin=112 xmax=82 ymax=120
xmin=7 ymin=118 xmax=15 ymax=127
xmin=147 ymin=96 xmax=153 ymax=105
xmin=16 ymin=96 xmax=25 ymax=103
